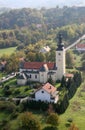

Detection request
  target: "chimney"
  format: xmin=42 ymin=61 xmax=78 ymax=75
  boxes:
xmin=49 ymin=86 xmax=51 ymax=89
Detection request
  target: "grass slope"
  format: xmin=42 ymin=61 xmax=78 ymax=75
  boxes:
xmin=59 ymin=81 xmax=85 ymax=130
xmin=0 ymin=47 xmax=17 ymax=56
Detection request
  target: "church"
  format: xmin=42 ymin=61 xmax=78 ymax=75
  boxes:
xmin=17 ymin=34 xmax=65 ymax=85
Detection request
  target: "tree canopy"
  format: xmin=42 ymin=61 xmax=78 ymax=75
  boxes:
xmin=17 ymin=112 xmax=41 ymax=130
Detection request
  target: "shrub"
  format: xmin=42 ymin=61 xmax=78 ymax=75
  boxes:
xmin=13 ymin=89 xmax=20 ymax=95
xmin=43 ymin=126 xmax=58 ymax=130
xmin=0 ymin=101 xmax=16 ymax=113
xmin=46 ymin=113 xmax=59 ymax=127
xmin=10 ymin=111 xmax=19 ymax=120
xmin=67 ymin=118 xmax=73 ymax=123
xmin=17 ymin=112 xmax=41 ymax=130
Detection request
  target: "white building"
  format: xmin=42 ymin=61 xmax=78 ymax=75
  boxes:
xmin=40 ymin=46 xmax=51 ymax=53
xmin=18 ymin=34 xmax=65 ymax=84
xmin=33 ymin=82 xmax=59 ymax=103
xmin=76 ymin=44 xmax=85 ymax=52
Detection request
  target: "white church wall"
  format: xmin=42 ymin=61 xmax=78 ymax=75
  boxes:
xmin=56 ymin=49 xmax=65 ymax=80
xmin=39 ymin=72 xmax=48 ymax=83
xmin=35 ymin=88 xmax=50 ymax=102
xmin=17 ymin=79 xmax=27 ymax=85
xmin=27 ymin=73 xmax=40 ymax=82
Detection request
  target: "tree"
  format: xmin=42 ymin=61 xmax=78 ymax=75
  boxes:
xmin=81 ymin=60 xmax=85 ymax=70
xmin=46 ymin=113 xmax=59 ymax=127
xmin=35 ymin=52 xmax=45 ymax=62
xmin=17 ymin=112 xmax=41 ymax=130
xmin=81 ymin=53 xmax=85 ymax=61
xmin=60 ymin=76 xmax=67 ymax=88
xmin=68 ymin=123 xmax=79 ymax=130
xmin=26 ymin=51 xmax=36 ymax=61
xmin=47 ymin=75 xmax=55 ymax=85
xmin=66 ymin=50 xmax=74 ymax=68
xmin=5 ymin=51 xmax=24 ymax=73
xmin=43 ymin=126 xmax=57 ymax=130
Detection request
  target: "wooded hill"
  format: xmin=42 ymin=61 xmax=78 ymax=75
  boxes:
xmin=0 ymin=6 xmax=85 ymax=29
xmin=0 ymin=7 xmax=85 ymax=49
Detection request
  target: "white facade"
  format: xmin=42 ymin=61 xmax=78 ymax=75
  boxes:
xmin=40 ymin=46 xmax=51 ymax=53
xmin=17 ymin=73 xmax=27 ymax=85
xmin=56 ymin=48 xmax=65 ymax=80
xmin=17 ymin=79 xmax=27 ymax=85
xmin=76 ymin=45 xmax=85 ymax=52
xmin=34 ymin=83 xmax=59 ymax=103
xmin=35 ymin=88 xmax=51 ymax=102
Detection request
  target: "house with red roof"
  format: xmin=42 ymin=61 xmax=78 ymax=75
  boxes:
xmin=33 ymin=82 xmax=59 ymax=103
xmin=76 ymin=44 xmax=85 ymax=52
xmin=17 ymin=34 xmax=66 ymax=84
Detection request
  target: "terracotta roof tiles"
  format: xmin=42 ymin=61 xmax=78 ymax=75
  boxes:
xmin=23 ymin=62 xmax=55 ymax=70
xmin=42 ymin=83 xmax=56 ymax=94
xmin=76 ymin=44 xmax=85 ymax=48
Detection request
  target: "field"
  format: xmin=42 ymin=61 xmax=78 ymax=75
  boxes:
xmin=59 ymin=81 xmax=85 ymax=130
xmin=0 ymin=47 xmax=17 ymax=56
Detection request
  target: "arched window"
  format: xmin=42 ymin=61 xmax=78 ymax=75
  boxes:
xmin=29 ymin=74 xmax=31 ymax=78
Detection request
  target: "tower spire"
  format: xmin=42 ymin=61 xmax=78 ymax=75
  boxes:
xmin=57 ymin=33 xmax=64 ymax=50
xmin=58 ymin=33 xmax=62 ymax=44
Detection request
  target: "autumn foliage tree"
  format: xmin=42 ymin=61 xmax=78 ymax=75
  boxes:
xmin=17 ymin=112 xmax=41 ymax=130
xmin=46 ymin=113 xmax=59 ymax=127
xmin=68 ymin=123 xmax=79 ymax=130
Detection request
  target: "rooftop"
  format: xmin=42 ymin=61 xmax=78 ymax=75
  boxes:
xmin=76 ymin=44 xmax=85 ymax=48
xmin=42 ymin=82 xmax=56 ymax=94
xmin=23 ymin=62 xmax=56 ymax=70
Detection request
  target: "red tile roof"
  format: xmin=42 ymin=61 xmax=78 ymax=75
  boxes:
xmin=65 ymin=73 xmax=74 ymax=78
xmin=23 ymin=62 xmax=55 ymax=70
xmin=76 ymin=44 xmax=85 ymax=48
xmin=42 ymin=83 xmax=56 ymax=94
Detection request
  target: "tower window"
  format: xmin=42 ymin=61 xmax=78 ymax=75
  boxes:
xmin=35 ymin=75 xmax=37 ymax=79
xmin=29 ymin=74 xmax=31 ymax=78
xmin=58 ymin=53 xmax=61 ymax=55
xmin=41 ymin=91 xmax=44 ymax=93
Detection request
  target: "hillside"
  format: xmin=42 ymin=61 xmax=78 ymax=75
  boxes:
xmin=0 ymin=7 xmax=85 ymax=50
xmin=0 ymin=7 xmax=85 ymax=29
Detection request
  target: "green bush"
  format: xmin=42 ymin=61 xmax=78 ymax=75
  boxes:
xmin=43 ymin=126 xmax=58 ymax=130
xmin=0 ymin=101 xmax=16 ymax=113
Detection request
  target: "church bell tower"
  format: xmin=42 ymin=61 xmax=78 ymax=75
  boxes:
xmin=56 ymin=34 xmax=65 ymax=80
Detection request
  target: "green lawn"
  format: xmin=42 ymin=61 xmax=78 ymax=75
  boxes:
xmin=0 ymin=78 xmax=34 ymax=98
xmin=58 ymin=81 xmax=85 ymax=130
xmin=0 ymin=47 xmax=17 ymax=56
